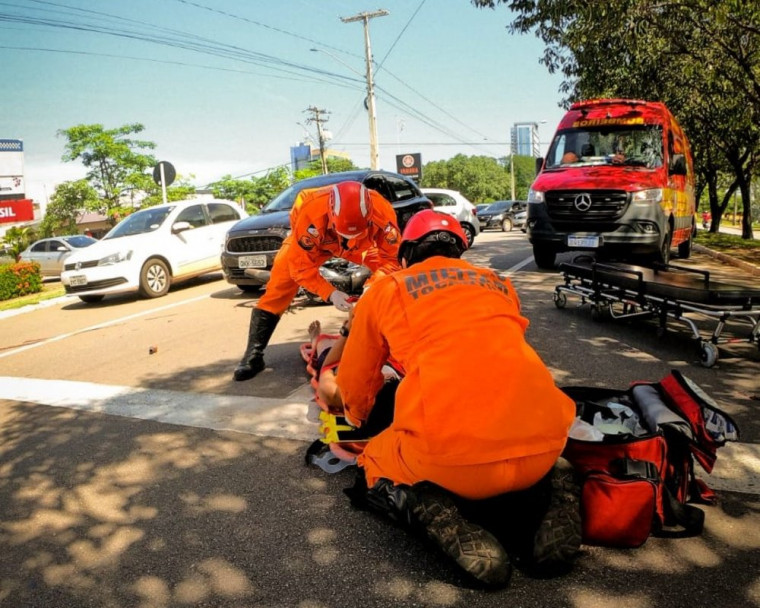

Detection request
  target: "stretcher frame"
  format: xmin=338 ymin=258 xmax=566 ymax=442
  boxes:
xmin=553 ymin=258 xmax=760 ymax=367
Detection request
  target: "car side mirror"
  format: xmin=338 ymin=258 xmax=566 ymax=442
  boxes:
xmin=535 ymin=157 xmax=544 ymax=175
xmin=56 ymin=246 xmax=68 ymax=252
xmin=669 ymin=153 xmax=687 ymax=176
xmin=172 ymin=221 xmax=192 ymax=233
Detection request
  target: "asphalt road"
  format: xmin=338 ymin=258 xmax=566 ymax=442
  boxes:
xmin=1 ymin=229 xmax=759 ymax=608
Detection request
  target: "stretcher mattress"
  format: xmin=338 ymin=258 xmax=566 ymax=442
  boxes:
xmin=559 ymin=260 xmax=760 ymax=306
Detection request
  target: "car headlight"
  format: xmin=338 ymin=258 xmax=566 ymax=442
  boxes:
xmin=98 ymin=250 xmax=133 ymax=266
xmin=632 ymin=188 xmax=664 ymax=204
xmin=527 ymin=189 xmax=545 ymax=203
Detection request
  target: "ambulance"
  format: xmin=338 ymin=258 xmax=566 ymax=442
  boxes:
xmin=526 ymin=99 xmax=696 ymax=268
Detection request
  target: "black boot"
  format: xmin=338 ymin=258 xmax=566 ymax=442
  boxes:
xmin=520 ymin=457 xmax=582 ymax=578
xmin=364 ymin=478 xmax=511 ymax=587
xmin=233 ymin=308 xmax=280 ymax=381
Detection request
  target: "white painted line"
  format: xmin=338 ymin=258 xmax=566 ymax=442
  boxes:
xmin=1 ymin=376 xmax=757 ymax=495
xmin=501 ymin=255 xmax=535 ymax=277
xmin=0 ymin=294 xmax=210 ymax=360
xmin=0 ymin=376 xmax=319 ymax=441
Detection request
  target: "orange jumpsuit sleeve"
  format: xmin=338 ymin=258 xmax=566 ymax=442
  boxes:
xmin=287 ymin=191 xmax=339 ymax=302
xmin=336 ymin=282 xmax=394 ymax=426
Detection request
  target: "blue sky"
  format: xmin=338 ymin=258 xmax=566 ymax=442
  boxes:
xmin=1 ymin=0 xmax=567 ymax=204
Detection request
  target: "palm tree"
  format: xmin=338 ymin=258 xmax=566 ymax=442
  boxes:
xmin=2 ymin=226 xmax=37 ymax=261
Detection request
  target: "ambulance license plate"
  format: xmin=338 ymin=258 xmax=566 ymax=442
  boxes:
xmin=567 ymin=235 xmax=600 ymax=248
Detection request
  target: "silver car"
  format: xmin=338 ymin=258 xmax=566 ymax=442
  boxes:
xmin=421 ymin=188 xmax=480 ymax=247
xmin=19 ymin=235 xmax=98 ymax=277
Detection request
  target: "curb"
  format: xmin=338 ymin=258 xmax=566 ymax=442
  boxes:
xmin=693 ymin=244 xmax=760 ymax=277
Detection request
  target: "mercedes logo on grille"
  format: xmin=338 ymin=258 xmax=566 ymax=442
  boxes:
xmin=574 ymin=193 xmax=592 ymax=212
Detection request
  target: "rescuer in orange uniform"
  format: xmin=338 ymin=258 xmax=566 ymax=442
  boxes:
xmin=233 ymin=181 xmax=401 ymax=381
xmin=336 ymin=210 xmax=580 ymax=587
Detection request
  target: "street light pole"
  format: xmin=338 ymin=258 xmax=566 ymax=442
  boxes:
xmin=340 ymin=10 xmax=388 ymax=170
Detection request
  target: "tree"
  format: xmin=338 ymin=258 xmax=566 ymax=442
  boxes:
xmin=58 ymin=123 xmax=157 ymax=218
xmin=2 ymin=225 xmax=37 ymax=261
xmin=208 ymin=167 xmax=292 ymax=214
xmin=421 ymin=154 xmax=512 ymax=202
xmin=39 ymin=180 xmax=100 ymax=237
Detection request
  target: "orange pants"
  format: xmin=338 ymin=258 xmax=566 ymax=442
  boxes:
xmin=358 ymin=427 xmax=562 ymax=500
xmin=257 ymin=240 xmax=303 ymax=316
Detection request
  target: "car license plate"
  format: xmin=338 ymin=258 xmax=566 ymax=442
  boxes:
xmin=69 ymin=275 xmax=87 ymax=287
xmin=238 ymin=255 xmax=267 ymax=269
xmin=567 ymin=235 xmax=600 ymax=248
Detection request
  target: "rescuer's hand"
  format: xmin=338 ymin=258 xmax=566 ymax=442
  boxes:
xmin=329 ymin=290 xmax=352 ymax=312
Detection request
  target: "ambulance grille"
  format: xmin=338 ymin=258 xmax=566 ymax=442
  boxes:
xmin=545 ymin=190 xmax=629 ymax=220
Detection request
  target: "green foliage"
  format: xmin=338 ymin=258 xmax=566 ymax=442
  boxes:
xmin=695 ymin=230 xmax=760 ymax=253
xmin=1 ymin=225 xmax=37 ymax=261
xmin=39 ymin=180 xmax=100 ymax=237
xmin=0 ymin=261 xmax=42 ymax=300
xmin=209 ymin=166 xmax=292 ymax=214
xmin=58 ymin=123 xmax=157 ymax=215
xmin=421 ymin=154 xmax=530 ymax=201
xmin=139 ymin=175 xmax=198 ymax=207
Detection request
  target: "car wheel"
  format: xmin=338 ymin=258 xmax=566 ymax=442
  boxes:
xmin=461 ymin=224 xmax=475 ymax=247
xmin=501 ymin=218 xmax=513 ymax=232
xmin=79 ymin=295 xmax=104 ymax=304
xmin=139 ymin=258 xmax=171 ymax=298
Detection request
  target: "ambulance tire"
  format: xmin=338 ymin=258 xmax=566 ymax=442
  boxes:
xmin=655 ymin=228 xmax=672 ymax=266
xmin=533 ymin=245 xmax=557 ymax=269
xmin=677 ymin=229 xmax=693 ymax=259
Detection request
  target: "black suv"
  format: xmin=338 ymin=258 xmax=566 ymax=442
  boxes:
xmin=221 ymin=170 xmax=432 ymax=292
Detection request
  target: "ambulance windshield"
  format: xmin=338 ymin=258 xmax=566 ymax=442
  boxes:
xmin=545 ymin=124 xmax=664 ymax=170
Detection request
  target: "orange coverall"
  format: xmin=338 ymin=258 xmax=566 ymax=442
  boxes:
xmin=256 ymin=186 xmax=401 ymax=316
xmin=336 ymin=256 xmax=576 ymax=500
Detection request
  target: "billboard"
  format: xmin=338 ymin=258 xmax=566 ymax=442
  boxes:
xmin=0 ymin=139 xmax=25 ymax=200
xmin=395 ymin=153 xmax=422 ymax=181
xmin=0 ymin=199 xmax=34 ymax=224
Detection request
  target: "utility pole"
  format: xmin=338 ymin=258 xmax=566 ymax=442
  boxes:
xmin=340 ymin=9 xmax=388 ymax=170
xmin=304 ymin=106 xmax=330 ymax=175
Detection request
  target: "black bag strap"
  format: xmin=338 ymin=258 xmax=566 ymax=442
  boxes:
xmin=661 ymin=485 xmax=705 ymax=537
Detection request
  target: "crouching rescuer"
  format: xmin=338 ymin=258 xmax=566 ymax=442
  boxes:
xmin=336 ymin=210 xmax=582 ymax=587
xmin=233 ymin=180 xmax=401 ymax=381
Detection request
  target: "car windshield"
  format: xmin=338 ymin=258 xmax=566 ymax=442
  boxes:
xmin=104 ymin=206 xmax=174 ymax=239
xmin=545 ymin=124 xmax=664 ymax=169
xmin=262 ymin=185 xmax=300 ymax=213
xmin=65 ymin=236 xmax=98 ymax=247
xmin=486 ymin=202 xmax=509 ymax=212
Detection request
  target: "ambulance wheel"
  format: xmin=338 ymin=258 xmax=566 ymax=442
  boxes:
xmin=656 ymin=325 xmax=667 ymax=339
xmin=677 ymin=227 xmax=693 ymax=259
xmin=699 ymin=341 xmax=719 ymax=368
xmin=554 ymin=291 xmax=567 ymax=309
xmin=533 ymin=245 xmax=557 ymax=269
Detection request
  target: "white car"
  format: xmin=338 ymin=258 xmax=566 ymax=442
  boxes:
xmin=61 ymin=199 xmax=247 ymax=303
xmin=420 ymin=188 xmax=480 ymax=247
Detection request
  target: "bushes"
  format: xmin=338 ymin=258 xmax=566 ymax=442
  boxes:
xmin=0 ymin=261 xmax=43 ymax=301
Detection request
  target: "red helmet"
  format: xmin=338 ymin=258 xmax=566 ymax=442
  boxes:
xmin=398 ymin=209 xmax=468 ymax=263
xmin=329 ymin=181 xmax=373 ymax=238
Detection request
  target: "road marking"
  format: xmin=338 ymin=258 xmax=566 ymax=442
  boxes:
xmin=504 ymin=255 xmax=535 ymax=275
xmin=1 ymin=375 xmax=758 ymax=495
xmin=0 ymin=376 xmax=318 ymax=441
xmin=0 ymin=294 xmax=210 ymax=360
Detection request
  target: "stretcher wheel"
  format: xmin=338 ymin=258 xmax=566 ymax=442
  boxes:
xmin=590 ymin=304 xmax=609 ymax=322
xmin=699 ymin=341 xmax=719 ymax=368
xmin=553 ymin=291 xmax=567 ymax=309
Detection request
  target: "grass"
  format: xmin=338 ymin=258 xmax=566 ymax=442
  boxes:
xmin=0 ymin=282 xmax=67 ymax=312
